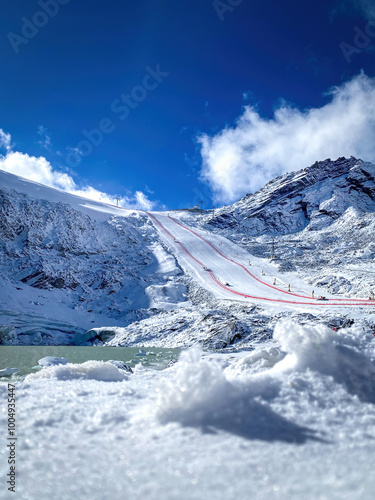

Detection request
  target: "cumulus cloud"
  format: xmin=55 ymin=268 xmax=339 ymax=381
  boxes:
xmin=134 ymin=190 xmax=154 ymax=211
xmin=198 ymin=73 xmax=375 ymax=204
xmin=0 ymin=130 xmax=156 ymax=210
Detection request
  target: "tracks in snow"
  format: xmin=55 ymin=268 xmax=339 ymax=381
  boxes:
xmin=147 ymin=212 xmax=375 ymax=308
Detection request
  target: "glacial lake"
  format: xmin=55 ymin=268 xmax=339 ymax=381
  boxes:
xmin=0 ymin=346 xmax=182 ymax=379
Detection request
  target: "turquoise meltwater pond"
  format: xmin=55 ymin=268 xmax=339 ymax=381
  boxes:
xmin=0 ymin=346 xmax=181 ymax=379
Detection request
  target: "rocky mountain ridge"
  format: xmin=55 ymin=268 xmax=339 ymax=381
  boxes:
xmin=0 ymin=172 xmax=187 ymax=344
xmin=207 ymin=157 xmax=375 ymax=235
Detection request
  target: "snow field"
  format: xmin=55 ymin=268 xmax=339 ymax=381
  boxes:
xmin=149 ymin=212 xmax=375 ymax=308
xmin=1 ymin=321 xmax=375 ymax=499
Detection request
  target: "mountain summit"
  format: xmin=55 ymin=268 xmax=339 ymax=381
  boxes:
xmin=209 ymin=157 xmax=375 ymax=235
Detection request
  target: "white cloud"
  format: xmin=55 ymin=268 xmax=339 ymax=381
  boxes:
xmin=242 ymin=90 xmax=255 ymax=102
xmin=198 ymin=72 xmax=375 ymax=204
xmin=135 ymin=191 xmax=154 ymax=211
xmin=0 ymin=129 xmax=12 ymax=151
xmin=0 ymin=136 xmax=156 ymax=211
xmin=0 ymin=151 xmax=76 ymax=191
xmin=37 ymin=125 xmax=52 ymax=150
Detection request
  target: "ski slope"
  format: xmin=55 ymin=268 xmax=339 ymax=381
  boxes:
xmin=0 ymin=168 xmax=135 ymax=221
xmin=147 ymin=212 xmax=375 ymax=308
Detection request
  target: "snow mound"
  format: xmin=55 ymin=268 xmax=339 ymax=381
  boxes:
xmin=273 ymin=321 xmax=375 ymax=403
xmin=156 ymin=347 xmax=313 ymax=442
xmin=157 ymin=321 xmax=375 ymax=436
xmin=157 ymin=348 xmax=232 ymax=426
xmin=38 ymin=356 xmax=69 ymax=367
xmin=228 ymin=347 xmax=285 ymax=376
xmin=25 ymin=360 xmax=130 ymax=382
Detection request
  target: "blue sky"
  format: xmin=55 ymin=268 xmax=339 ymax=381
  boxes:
xmin=1 ymin=0 xmax=375 ymax=209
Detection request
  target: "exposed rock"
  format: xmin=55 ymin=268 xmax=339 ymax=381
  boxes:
xmin=107 ymin=360 xmax=133 ymax=373
xmin=207 ymin=157 xmax=375 ymax=236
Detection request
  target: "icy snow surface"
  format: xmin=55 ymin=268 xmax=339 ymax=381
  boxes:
xmin=1 ymin=322 xmax=375 ymax=499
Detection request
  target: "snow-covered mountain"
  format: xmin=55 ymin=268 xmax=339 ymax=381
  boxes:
xmin=197 ymin=157 xmax=375 ymax=299
xmin=0 ymin=170 xmax=188 ymax=344
xmin=1 ymin=156 xmax=375 ymax=347
xmin=207 ymin=156 xmax=375 ymax=235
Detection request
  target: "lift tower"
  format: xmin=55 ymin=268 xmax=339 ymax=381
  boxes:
xmin=270 ymin=238 xmax=276 ymax=260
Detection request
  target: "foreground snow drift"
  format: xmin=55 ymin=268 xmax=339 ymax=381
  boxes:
xmin=1 ymin=322 xmax=374 ymax=499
